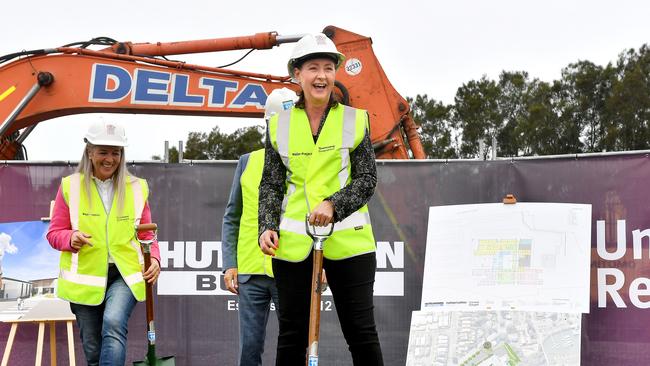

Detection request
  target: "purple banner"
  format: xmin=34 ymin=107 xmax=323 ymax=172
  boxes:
xmin=0 ymin=153 xmax=648 ymax=365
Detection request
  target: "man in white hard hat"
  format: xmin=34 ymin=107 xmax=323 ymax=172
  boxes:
xmin=222 ymin=88 xmax=297 ymax=366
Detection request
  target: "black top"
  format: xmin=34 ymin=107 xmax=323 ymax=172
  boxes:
xmin=258 ymin=105 xmax=377 ymax=237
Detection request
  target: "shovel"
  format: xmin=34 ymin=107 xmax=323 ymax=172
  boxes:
xmin=305 ymin=215 xmax=334 ymax=366
xmin=133 ymin=223 xmax=176 ymax=366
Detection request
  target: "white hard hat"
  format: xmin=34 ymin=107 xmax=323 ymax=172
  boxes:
xmin=287 ymin=33 xmax=345 ymax=78
xmin=84 ymin=121 xmax=128 ymax=147
xmin=265 ymin=87 xmax=298 ymax=120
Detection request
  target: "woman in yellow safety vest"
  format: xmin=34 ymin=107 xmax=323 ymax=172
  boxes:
xmin=47 ymin=121 xmax=160 ymax=366
xmin=258 ymin=33 xmax=384 ymax=365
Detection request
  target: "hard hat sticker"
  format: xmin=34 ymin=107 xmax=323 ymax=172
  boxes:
xmin=345 ymin=58 xmax=362 ymax=76
xmin=148 ymin=331 xmax=156 ymax=342
xmin=315 ymin=35 xmax=327 ymax=45
xmin=282 ymin=100 xmax=294 ymax=110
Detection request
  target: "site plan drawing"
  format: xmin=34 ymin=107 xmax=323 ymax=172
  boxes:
xmin=421 ymin=203 xmax=591 ymax=313
xmin=406 ymin=309 xmax=581 ymax=366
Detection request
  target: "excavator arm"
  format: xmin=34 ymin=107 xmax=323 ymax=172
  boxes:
xmin=0 ymin=26 xmax=424 ymax=160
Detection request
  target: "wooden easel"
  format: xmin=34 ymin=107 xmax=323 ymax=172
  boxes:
xmin=1 ymin=300 xmax=76 ymax=366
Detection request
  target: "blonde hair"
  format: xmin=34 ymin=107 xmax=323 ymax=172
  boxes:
xmin=76 ymin=143 xmax=135 ymax=214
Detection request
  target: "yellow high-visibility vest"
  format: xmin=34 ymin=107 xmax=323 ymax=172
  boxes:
xmin=237 ymin=149 xmax=273 ymax=276
xmin=268 ymin=104 xmax=376 ymax=262
xmin=57 ymin=173 xmax=147 ymax=305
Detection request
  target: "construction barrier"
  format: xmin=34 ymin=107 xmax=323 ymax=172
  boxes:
xmin=0 ymin=152 xmax=649 ymax=365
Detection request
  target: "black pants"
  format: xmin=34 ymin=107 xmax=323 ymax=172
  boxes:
xmin=272 ymin=252 xmax=383 ymax=366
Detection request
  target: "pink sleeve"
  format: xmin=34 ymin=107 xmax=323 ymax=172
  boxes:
xmin=46 ymin=185 xmax=77 ymax=252
xmin=137 ymin=201 xmax=161 ymax=264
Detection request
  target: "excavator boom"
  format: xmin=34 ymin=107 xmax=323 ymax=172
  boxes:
xmin=0 ymin=26 xmax=424 ymax=160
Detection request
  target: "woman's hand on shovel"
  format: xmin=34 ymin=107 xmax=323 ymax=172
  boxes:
xmin=143 ymin=259 xmax=160 ymax=284
xmin=309 ymin=201 xmax=334 ymax=227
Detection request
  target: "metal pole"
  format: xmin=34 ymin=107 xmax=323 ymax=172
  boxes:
xmin=478 ymin=139 xmax=486 ymax=161
xmin=0 ymin=72 xmax=53 ymax=139
xmin=164 ymin=141 xmax=169 ymax=163
xmin=0 ymin=84 xmax=40 ymax=139
xmin=14 ymin=125 xmax=37 ymax=144
xmin=275 ymin=34 xmax=305 ymax=45
xmin=178 ymin=141 xmax=183 ymax=162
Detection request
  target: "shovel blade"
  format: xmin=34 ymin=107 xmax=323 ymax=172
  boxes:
xmin=133 ymin=356 xmax=176 ymax=366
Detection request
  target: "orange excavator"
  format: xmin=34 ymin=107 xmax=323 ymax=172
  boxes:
xmin=0 ymin=26 xmax=424 ymax=160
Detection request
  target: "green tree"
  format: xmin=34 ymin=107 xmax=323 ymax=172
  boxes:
xmin=514 ymin=78 xmax=582 ymax=156
xmin=184 ymin=125 xmax=264 ymax=160
xmin=496 ymin=71 xmax=530 ymax=156
xmin=550 ymin=80 xmax=583 ymax=154
xmin=151 ymin=147 xmax=179 ymax=162
xmin=408 ymin=95 xmax=457 ymax=158
xmin=168 ymin=147 xmax=179 ymax=163
xmin=559 ymin=60 xmax=613 ymax=152
xmin=515 ymin=79 xmax=553 ymax=155
xmin=603 ymin=45 xmax=650 ymax=151
xmin=453 ymin=76 xmax=502 ymax=158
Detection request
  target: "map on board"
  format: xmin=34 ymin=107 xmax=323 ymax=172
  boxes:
xmin=406 ymin=309 xmax=581 ymax=366
xmin=421 ymin=203 xmax=591 ymax=313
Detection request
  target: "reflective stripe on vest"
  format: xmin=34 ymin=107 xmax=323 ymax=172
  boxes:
xmin=57 ymin=173 xmax=147 ymax=305
xmin=276 ymin=111 xmax=294 ymax=216
xmin=338 ymin=106 xmax=357 ymax=189
xmin=269 ymin=104 xmax=376 ymax=261
xmin=237 ymin=149 xmax=273 ymax=276
xmin=59 ymin=269 xmax=105 ymax=287
xmin=131 ymin=240 xmax=144 ymax=265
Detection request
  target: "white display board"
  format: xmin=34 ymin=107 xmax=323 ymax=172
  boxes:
xmin=421 ymin=202 xmax=591 ymax=313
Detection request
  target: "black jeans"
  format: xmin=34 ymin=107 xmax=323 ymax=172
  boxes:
xmin=272 ymin=252 xmax=383 ymax=366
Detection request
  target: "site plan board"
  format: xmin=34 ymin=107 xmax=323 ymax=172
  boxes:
xmin=421 ymin=202 xmax=591 ymax=313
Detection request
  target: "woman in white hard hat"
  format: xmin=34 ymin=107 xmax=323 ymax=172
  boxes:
xmin=47 ymin=121 xmax=160 ymax=366
xmin=259 ymin=34 xmax=384 ymax=365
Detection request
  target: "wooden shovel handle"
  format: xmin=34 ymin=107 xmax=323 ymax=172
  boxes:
xmin=307 ymin=249 xmax=324 ymax=364
xmin=136 ymin=223 xmax=158 ymax=232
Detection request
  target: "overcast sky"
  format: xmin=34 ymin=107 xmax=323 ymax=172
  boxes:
xmin=4 ymin=0 xmax=649 ymax=160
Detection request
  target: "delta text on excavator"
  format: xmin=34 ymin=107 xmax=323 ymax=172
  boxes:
xmin=0 ymin=26 xmax=425 ymax=160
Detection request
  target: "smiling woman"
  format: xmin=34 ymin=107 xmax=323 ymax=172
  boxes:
xmin=46 ymin=120 xmax=162 ymax=365
xmin=258 ymin=33 xmax=383 ymax=366
xmin=88 ymin=146 xmax=122 ymax=181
